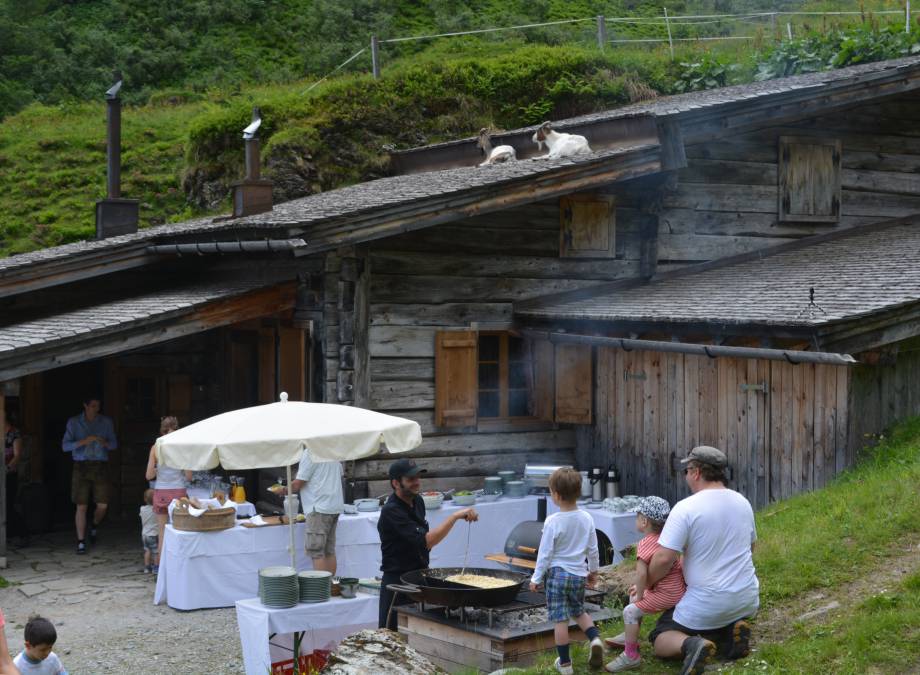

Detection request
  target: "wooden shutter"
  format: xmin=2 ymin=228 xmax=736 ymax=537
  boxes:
xmin=559 ymin=194 xmax=616 ymax=258
xmin=279 ymin=326 xmax=306 ymax=401
xmin=778 ymin=136 xmax=841 ymax=223
xmin=435 ymin=330 xmax=478 ymax=428
xmin=554 ymin=343 xmax=593 ymax=424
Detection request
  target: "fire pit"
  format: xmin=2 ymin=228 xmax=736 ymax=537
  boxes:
xmin=395 ymin=588 xmax=613 ymax=673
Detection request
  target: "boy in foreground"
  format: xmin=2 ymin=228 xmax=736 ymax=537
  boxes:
xmin=529 ymin=467 xmax=605 ymax=674
xmin=13 ymin=616 xmax=67 ymax=675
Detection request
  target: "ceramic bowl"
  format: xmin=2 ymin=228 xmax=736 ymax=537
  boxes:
xmin=452 ymin=493 xmax=477 ymax=506
xmin=504 ymin=480 xmax=527 ymax=498
xmin=483 ymin=476 xmax=503 ymax=494
xmin=478 ymin=491 xmax=502 ymax=502
xmin=422 ymin=492 xmax=443 ymax=510
xmin=497 ymin=470 xmax=517 ymax=485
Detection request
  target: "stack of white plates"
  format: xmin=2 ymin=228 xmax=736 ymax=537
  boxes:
xmin=259 ymin=566 xmax=298 ymax=608
xmin=298 ymin=570 xmax=332 ymax=603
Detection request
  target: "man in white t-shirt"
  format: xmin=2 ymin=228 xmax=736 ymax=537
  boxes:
xmin=288 ymin=450 xmax=344 ymax=574
xmin=646 ymin=446 xmax=759 ymax=675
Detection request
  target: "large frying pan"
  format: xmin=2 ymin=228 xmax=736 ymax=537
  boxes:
xmin=391 ymin=567 xmax=528 ymax=608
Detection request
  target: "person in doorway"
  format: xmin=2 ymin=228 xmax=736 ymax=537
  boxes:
xmin=286 ymin=448 xmax=344 ymax=575
xmin=144 ymin=416 xmax=191 ymax=561
xmin=4 ymin=412 xmax=25 ymax=546
xmin=61 ymin=396 xmax=117 ymax=555
xmin=645 ymin=446 xmax=759 ymax=675
xmin=529 ymin=467 xmax=605 ymax=674
xmin=12 ymin=616 xmax=66 ymax=675
xmin=377 ymin=458 xmax=478 ymax=630
xmin=605 ymin=496 xmax=686 ymax=672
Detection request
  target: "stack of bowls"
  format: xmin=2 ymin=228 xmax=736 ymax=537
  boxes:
xmin=482 ymin=476 xmax=503 ymax=501
xmin=298 ymin=570 xmax=332 ymax=603
xmin=504 ymin=480 xmax=527 ymax=498
xmin=622 ymin=495 xmax=641 ymax=511
xmin=259 ymin=566 xmax=298 ymax=608
xmin=497 ymin=470 xmax=517 ymax=486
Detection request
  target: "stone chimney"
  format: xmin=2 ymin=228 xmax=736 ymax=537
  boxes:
xmin=95 ymin=71 xmax=139 ymax=239
xmin=231 ymin=107 xmax=273 ymax=217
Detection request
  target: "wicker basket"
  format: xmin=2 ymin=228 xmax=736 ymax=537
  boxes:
xmin=172 ymin=506 xmax=236 ymax=532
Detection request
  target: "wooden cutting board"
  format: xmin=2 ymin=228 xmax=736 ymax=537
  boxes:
xmin=240 ymin=515 xmax=289 ymax=528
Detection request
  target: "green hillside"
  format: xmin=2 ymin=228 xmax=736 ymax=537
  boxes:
xmin=0 ymin=0 xmax=917 ymax=255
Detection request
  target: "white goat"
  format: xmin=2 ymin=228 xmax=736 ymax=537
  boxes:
xmin=531 ymin=121 xmax=591 ymax=159
xmin=477 ymin=128 xmax=517 ymax=166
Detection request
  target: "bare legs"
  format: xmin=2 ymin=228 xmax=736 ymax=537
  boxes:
xmin=653 ymin=630 xmax=691 ymax=659
xmin=75 ymin=503 xmax=107 ymax=541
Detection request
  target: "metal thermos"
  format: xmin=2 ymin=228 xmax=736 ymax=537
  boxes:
xmin=591 ymin=467 xmax=603 ymax=502
xmin=606 ymin=467 xmax=620 ymax=499
xmin=580 ymin=471 xmax=592 ymax=499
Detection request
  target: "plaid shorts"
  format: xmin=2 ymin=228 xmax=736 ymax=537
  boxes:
xmin=545 ymin=566 xmax=586 ymax=622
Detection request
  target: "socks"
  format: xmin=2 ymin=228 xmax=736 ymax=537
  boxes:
xmin=585 ymin=626 xmax=600 ymax=641
xmin=625 ymin=640 xmax=640 ymax=659
xmin=556 ymin=644 xmax=571 ymax=665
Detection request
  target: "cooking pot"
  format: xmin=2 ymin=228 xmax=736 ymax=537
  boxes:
xmin=389 ymin=567 xmax=527 ymax=608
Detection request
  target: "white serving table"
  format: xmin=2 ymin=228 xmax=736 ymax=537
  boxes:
xmin=155 ymin=495 xmax=541 ymax=610
xmin=236 ymin=595 xmax=378 ymax=675
xmin=547 ymin=502 xmax=643 ymax=564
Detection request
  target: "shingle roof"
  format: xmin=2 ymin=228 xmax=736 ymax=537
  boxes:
xmin=516 ymin=218 xmax=920 ymax=328
xmin=0 ymin=279 xmax=276 ymax=355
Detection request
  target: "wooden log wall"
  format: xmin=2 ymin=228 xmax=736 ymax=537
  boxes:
xmin=668 ymin=93 xmax=920 ymax=263
xmin=848 ymin=335 xmax=920 ymax=450
xmin=586 ymin=347 xmax=850 ymax=509
xmin=357 ymin=199 xmax=661 ymax=493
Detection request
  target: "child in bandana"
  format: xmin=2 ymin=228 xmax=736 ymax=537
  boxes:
xmin=605 ymin=496 xmax=686 ymax=672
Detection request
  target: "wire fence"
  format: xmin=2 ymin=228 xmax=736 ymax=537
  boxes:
xmin=303 ymin=4 xmax=918 ymax=92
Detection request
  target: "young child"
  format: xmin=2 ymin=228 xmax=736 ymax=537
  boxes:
xmin=13 ymin=615 xmax=67 ymax=675
xmin=530 ymin=467 xmax=605 ymax=674
xmin=140 ymin=488 xmax=158 ymax=574
xmin=605 ymin=496 xmax=686 ymax=672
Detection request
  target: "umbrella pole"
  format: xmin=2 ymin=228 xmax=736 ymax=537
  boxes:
xmin=287 ymin=463 xmax=296 ymax=570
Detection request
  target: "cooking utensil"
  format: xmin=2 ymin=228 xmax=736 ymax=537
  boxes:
xmin=392 ymin=567 xmax=527 ymax=608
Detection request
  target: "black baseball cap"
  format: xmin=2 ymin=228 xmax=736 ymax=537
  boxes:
xmin=388 ymin=458 xmax=427 ymax=481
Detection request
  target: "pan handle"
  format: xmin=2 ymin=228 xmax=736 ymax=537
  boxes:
xmin=386 ymin=583 xmax=423 ymax=601
xmin=517 ymin=545 xmax=537 ymax=555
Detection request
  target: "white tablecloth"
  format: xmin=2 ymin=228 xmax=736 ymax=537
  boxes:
xmin=547 ymin=503 xmax=642 ymax=564
xmin=236 ymin=595 xmax=378 ymax=675
xmin=155 ymin=495 xmax=541 ymax=610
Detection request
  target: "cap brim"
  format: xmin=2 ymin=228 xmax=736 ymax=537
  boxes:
xmin=405 ymin=466 xmax=427 ymax=477
xmin=679 ymin=456 xmax=694 ymax=464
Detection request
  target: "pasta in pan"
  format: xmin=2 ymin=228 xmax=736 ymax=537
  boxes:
xmin=444 ymin=573 xmax=517 ymax=589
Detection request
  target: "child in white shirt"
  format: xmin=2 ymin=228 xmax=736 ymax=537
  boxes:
xmin=530 ymin=468 xmax=605 ymax=674
xmin=13 ymin=616 xmax=67 ymax=675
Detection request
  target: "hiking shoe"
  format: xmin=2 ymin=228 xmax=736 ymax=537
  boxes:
xmin=76 ymin=541 xmax=86 ymax=555
xmin=724 ymin=619 xmax=752 ymax=660
xmin=553 ymin=657 xmax=574 ymax=675
xmin=679 ymin=636 xmax=716 ymax=675
xmin=588 ymin=636 xmax=605 ymax=668
xmin=605 ymin=651 xmax=641 ymax=672
xmin=605 ymin=633 xmax=626 ymax=649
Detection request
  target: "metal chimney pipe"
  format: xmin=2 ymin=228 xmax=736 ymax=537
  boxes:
xmin=243 ymin=107 xmax=262 ymax=180
xmin=105 ymin=72 xmax=123 ymax=199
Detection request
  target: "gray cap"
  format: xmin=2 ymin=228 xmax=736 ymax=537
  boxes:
xmin=680 ymin=445 xmax=727 ymax=468
xmin=637 ymin=496 xmax=670 ymax=523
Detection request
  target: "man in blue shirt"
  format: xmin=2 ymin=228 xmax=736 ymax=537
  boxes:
xmin=62 ymin=396 xmax=117 ymax=554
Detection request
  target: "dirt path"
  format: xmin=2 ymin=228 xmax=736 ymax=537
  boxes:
xmin=1 ymin=525 xmax=244 ymax=674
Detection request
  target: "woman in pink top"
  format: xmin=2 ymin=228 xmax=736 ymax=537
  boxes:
xmin=606 ymin=496 xmax=686 ymax=672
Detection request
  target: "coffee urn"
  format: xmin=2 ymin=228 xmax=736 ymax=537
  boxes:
xmin=580 ymin=471 xmax=592 ymax=499
xmin=606 ymin=467 xmax=620 ymax=499
xmin=591 ymin=467 xmax=604 ymax=502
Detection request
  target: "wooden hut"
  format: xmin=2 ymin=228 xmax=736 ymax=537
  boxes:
xmin=5 ymin=55 xmax=920 ymax=560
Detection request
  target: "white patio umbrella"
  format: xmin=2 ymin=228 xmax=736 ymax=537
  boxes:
xmin=155 ymin=392 xmax=422 ymax=569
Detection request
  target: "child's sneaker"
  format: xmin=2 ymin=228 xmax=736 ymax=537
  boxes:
xmin=553 ymin=657 xmax=574 ymax=675
xmin=604 ymin=633 xmax=626 ymax=649
xmin=605 ymin=651 xmax=642 ymax=672
xmin=143 ymin=565 xmax=151 ymax=574
xmin=588 ymin=636 xmax=605 ymax=668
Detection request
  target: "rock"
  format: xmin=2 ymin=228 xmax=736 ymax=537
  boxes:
xmin=796 ymin=600 xmax=841 ymax=622
xmin=594 ymin=561 xmax=636 ymax=604
xmin=17 ymin=583 xmax=48 ymax=597
xmin=319 ymin=629 xmax=445 ymax=675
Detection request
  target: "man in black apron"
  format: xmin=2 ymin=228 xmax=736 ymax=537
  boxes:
xmin=377 ymin=458 xmax=478 ymax=629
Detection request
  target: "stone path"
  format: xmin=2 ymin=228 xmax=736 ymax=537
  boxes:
xmin=1 ymin=524 xmax=244 ymax=674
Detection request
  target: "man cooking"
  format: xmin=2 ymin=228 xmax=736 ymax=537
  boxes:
xmin=377 ymin=458 xmax=478 ymax=630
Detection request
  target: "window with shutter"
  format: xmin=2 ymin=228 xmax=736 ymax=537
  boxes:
xmin=435 ymin=330 xmax=478 ymax=427
xmin=560 ymin=194 xmax=616 ymax=258
xmin=778 ymin=136 xmax=841 ymax=223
